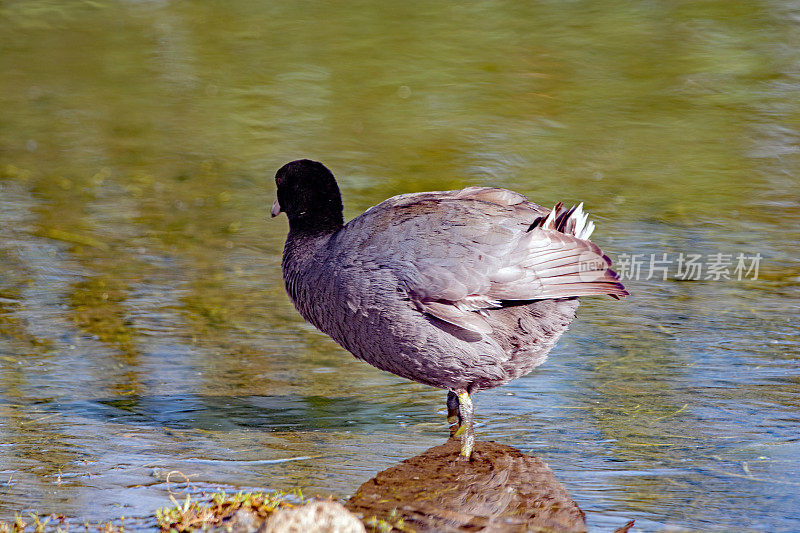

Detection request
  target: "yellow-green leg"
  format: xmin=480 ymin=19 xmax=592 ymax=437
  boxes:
xmin=448 ymin=390 xmax=474 ymax=459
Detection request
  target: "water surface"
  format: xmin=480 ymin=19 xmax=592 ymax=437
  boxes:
xmin=1 ymin=1 xmax=799 ymax=531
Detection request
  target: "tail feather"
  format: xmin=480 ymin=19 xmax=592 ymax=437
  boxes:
xmin=525 ymin=202 xmax=628 ymax=300
xmin=529 ymin=202 xmax=595 ymax=240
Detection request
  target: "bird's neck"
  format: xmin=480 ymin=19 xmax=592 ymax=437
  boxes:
xmin=281 ymin=229 xmax=333 ymax=323
xmin=286 ymin=211 xmax=344 ymax=236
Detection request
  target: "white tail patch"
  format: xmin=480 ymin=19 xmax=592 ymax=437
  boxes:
xmin=529 ymin=202 xmax=596 ymax=240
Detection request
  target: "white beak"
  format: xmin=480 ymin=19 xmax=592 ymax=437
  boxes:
xmin=270 ymin=197 xmax=282 ymax=217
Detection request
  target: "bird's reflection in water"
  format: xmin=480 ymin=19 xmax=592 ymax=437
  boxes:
xmin=346 ymin=439 xmax=634 ymax=533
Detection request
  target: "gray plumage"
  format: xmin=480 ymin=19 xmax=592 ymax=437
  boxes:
xmin=272 ymin=160 xmax=627 ymax=397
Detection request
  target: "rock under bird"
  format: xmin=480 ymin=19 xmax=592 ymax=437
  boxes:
xmin=271 ymin=159 xmax=627 ymax=459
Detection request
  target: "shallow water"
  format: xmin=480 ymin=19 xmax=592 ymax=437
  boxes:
xmin=1 ymin=1 xmax=799 ymax=531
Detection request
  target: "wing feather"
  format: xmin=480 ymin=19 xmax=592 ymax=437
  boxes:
xmin=335 ymin=187 xmax=627 ymax=334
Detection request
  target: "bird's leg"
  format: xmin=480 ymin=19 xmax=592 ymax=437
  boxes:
xmin=452 ymin=390 xmax=474 ymax=460
xmin=446 ymin=390 xmax=462 ymax=435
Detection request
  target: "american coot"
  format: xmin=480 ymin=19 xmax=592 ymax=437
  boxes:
xmin=272 ymin=159 xmax=627 ymax=459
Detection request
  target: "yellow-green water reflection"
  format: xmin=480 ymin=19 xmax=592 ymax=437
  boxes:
xmin=1 ymin=1 xmax=798 ymax=531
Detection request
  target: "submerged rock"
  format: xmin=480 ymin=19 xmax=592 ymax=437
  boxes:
xmin=346 ymin=438 xmax=588 ymax=532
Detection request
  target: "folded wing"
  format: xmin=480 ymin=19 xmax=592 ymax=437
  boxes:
xmin=341 ymin=187 xmax=628 ymax=334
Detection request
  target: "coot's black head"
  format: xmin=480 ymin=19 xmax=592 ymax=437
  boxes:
xmin=272 ymin=159 xmax=344 ymax=234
